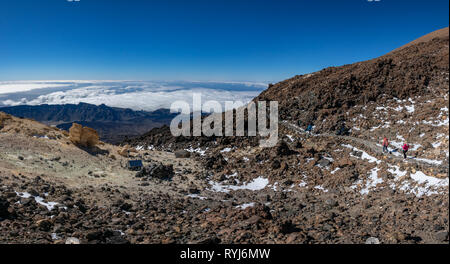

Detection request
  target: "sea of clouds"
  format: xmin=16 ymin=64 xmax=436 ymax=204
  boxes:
xmin=0 ymin=80 xmax=267 ymax=111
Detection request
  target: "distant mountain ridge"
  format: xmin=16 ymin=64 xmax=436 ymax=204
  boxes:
xmin=0 ymin=102 xmax=170 ymax=123
xmin=0 ymin=103 xmax=177 ymax=144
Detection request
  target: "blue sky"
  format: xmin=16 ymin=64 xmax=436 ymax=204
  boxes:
xmin=0 ymin=0 xmax=448 ymax=82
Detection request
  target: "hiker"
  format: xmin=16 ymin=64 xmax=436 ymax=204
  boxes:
xmin=382 ymin=136 xmax=389 ymax=153
xmin=306 ymin=124 xmax=313 ymax=133
xmin=402 ymin=143 xmax=409 ymax=159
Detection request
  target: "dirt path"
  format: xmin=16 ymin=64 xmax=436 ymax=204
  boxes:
xmin=282 ymin=121 xmax=449 ymax=172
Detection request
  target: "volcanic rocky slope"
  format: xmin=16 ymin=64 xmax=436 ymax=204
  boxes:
xmin=0 ymin=28 xmax=449 ymax=244
xmin=255 ymin=27 xmax=449 ymax=132
xmin=122 ymin=28 xmax=449 ymax=243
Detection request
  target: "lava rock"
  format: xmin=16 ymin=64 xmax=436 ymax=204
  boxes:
xmin=275 ymin=141 xmax=297 ymax=156
xmin=136 ymin=163 xmax=174 ymax=180
xmin=0 ymin=197 xmax=10 ymax=218
xmin=36 ymin=219 xmax=52 ymax=231
xmin=174 ymin=150 xmax=191 ymax=158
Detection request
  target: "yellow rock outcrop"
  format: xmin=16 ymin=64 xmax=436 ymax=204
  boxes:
xmin=69 ymin=123 xmax=99 ymax=148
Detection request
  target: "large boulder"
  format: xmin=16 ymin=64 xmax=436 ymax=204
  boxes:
xmin=118 ymin=145 xmax=131 ymax=157
xmin=117 ymin=144 xmax=138 ymax=157
xmin=205 ymin=153 xmax=228 ymax=170
xmin=275 ymin=141 xmax=297 ymax=156
xmin=174 ymin=150 xmax=191 ymax=158
xmin=136 ymin=163 xmax=174 ymax=180
xmin=69 ymin=123 xmax=99 ymax=148
xmin=0 ymin=197 xmax=10 ymax=219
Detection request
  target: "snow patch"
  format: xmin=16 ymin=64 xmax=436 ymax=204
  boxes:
xmin=185 ymin=146 xmax=208 ymax=156
xmin=405 ymin=105 xmax=415 ymax=113
xmin=342 ymin=144 xmax=381 ymax=164
xmin=314 ymin=185 xmax=328 ymax=192
xmin=359 ymin=167 xmax=383 ymax=195
xmin=15 ymin=192 xmax=61 ymax=211
xmin=330 ymin=168 xmax=340 ymax=174
xmin=388 ymin=165 xmax=448 ymax=197
xmin=414 ymin=158 xmax=443 ymax=166
xmin=220 ymin=147 xmax=232 ymax=153
xmin=187 ymin=194 xmax=208 ymax=200
xmin=286 ymin=135 xmax=294 ymax=142
xmin=399 ymin=171 xmax=449 ymax=197
xmin=235 ymin=202 xmax=255 ymax=209
xmin=209 ymin=176 xmax=269 ymax=193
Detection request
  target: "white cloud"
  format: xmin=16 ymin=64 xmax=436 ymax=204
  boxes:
xmin=0 ymin=82 xmax=72 ymax=94
xmin=0 ymin=81 xmax=265 ymax=112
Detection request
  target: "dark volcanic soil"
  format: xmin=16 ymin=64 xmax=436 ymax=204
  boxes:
xmin=1 ymin=171 xmax=448 ymax=244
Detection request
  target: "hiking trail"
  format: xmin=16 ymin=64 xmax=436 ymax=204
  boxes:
xmin=282 ymin=121 xmax=449 ymax=172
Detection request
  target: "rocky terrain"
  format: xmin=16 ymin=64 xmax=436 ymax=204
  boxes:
xmin=0 ymin=28 xmax=449 ymax=244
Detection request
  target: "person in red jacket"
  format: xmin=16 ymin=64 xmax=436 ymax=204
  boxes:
xmin=382 ymin=136 xmax=389 ymax=153
xmin=402 ymin=143 xmax=409 ymax=159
